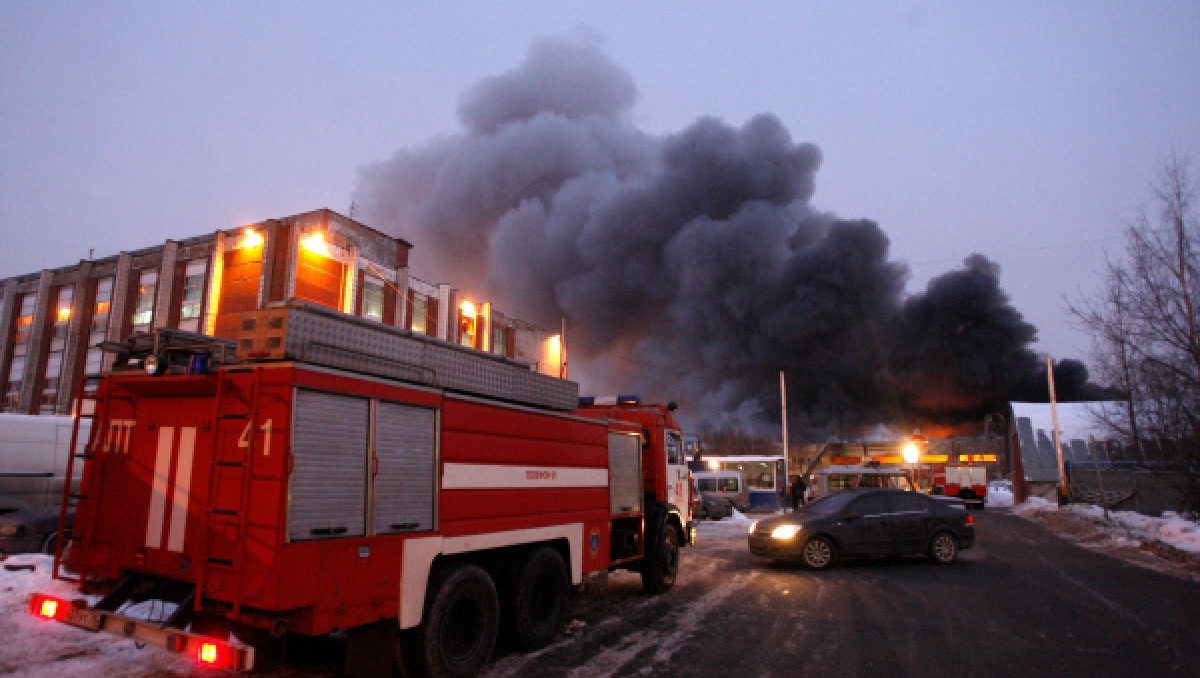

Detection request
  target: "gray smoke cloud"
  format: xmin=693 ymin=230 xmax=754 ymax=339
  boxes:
xmin=354 ymin=30 xmax=1063 ymax=433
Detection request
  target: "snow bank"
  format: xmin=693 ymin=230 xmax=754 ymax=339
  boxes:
xmin=1013 ymin=496 xmax=1200 ymax=556
xmin=987 ymin=483 xmax=1014 ymax=508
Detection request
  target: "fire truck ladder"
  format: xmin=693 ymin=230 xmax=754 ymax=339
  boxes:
xmin=53 ymin=376 xmax=108 ymax=582
xmin=196 ymin=365 xmax=264 ymax=617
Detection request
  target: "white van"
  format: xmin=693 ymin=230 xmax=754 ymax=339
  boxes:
xmin=0 ymin=414 xmax=90 ymax=512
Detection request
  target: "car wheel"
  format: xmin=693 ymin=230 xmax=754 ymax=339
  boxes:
xmin=929 ymin=531 xmax=958 ymax=565
xmin=801 ymin=536 xmax=835 ymax=570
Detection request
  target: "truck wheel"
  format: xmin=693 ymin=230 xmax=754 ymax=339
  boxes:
xmin=502 ymin=547 xmax=569 ymax=650
xmin=640 ymin=523 xmax=680 ymax=594
xmin=409 ymin=563 xmax=498 ymax=678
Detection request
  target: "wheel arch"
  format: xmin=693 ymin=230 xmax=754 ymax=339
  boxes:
xmin=400 ymin=526 xmax=584 ymax=630
xmin=647 ymin=501 xmax=687 ymax=547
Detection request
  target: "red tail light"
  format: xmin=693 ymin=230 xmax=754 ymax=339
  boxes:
xmin=30 ymin=594 xmax=65 ymax=620
xmin=196 ymin=640 xmax=250 ymax=670
xmin=198 ymin=642 xmax=221 ymax=666
xmin=965 ymin=514 xmax=974 ymax=526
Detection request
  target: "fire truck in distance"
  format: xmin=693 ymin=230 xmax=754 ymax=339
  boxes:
xmin=930 ymin=457 xmax=990 ymax=509
xmin=30 ymin=302 xmax=693 ymax=678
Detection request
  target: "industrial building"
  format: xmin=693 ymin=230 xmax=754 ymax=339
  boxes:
xmin=0 ymin=208 xmax=564 ymax=415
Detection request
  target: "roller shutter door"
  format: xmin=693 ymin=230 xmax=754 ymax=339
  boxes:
xmin=289 ymin=389 xmax=369 ymax=541
xmin=373 ymin=401 xmax=437 ymax=533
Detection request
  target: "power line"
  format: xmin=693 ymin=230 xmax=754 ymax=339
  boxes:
xmin=907 ymin=235 xmax=1124 ymax=268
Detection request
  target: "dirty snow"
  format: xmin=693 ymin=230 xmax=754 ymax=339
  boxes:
xmin=0 ymin=555 xmax=202 ymax=677
xmin=1013 ymin=496 xmax=1200 ymax=555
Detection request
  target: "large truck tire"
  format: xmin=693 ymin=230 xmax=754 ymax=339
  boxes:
xmin=640 ymin=520 xmax=680 ymax=595
xmin=500 ymin=546 xmax=570 ymax=650
xmin=404 ymin=563 xmax=499 ymax=678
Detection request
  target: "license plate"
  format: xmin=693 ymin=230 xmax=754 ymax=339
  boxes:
xmin=63 ymin=607 xmax=104 ymax=632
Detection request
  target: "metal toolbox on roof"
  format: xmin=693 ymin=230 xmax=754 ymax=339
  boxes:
xmin=235 ymin=300 xmax=578 ymax=410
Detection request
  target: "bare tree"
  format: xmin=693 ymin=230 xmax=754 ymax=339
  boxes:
xmin=1069 ymin=151 xmax=1200 ymax=511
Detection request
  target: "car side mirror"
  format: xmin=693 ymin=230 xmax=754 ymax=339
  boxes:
xmin=844 ymin=512 xmax=862 ymax=522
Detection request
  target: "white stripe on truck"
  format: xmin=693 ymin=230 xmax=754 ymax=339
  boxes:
xmin=441 ymin=463 xmax=607 ymax=490
xmin=144 ymin=427 xmax=174 ymax=549
xmin=166 ymin=427 xmax=196 ymax=552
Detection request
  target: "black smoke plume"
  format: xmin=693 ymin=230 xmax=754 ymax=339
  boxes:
xmin=354 ymin=30 xmax=1085 ymax=434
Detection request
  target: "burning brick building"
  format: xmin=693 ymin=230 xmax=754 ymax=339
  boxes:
xmin=0 ymin=208 xmax=564 ymax=415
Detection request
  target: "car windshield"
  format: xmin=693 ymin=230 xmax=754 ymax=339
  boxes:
xmin=799 ymin=491 xmax=858 ymax=515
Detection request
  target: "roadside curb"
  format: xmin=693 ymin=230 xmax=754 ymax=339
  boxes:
xmin=1139 ymin=540 xmax=1200 ymax=569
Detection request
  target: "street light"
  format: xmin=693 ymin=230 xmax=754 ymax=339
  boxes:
xmin=903 ymin=431 xmax=926 ymax=492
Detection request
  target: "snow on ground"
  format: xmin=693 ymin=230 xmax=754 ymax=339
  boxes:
xmin=0 ymin=555 xmax=200 ymax=678
xmin=986 ymin=483 xmax=1015 ymax=508
xmin=1013 ymin=495 xmax=1200 ymax=555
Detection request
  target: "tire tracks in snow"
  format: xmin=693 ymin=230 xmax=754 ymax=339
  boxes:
xmin=564 ymin=571 xmax=758 ymax=678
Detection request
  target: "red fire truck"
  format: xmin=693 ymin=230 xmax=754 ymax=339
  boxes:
xmin=931 ymin=457 xmax=990 ymax=509
xmin=30 ymin=303 xmax=693 ymax=678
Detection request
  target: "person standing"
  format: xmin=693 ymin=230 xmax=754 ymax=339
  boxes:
xmin=791 ymin=474 xmax=807 ymax=510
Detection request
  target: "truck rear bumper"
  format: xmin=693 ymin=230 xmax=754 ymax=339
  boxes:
xmin=29 ymin=592 xmax=255 ymax=671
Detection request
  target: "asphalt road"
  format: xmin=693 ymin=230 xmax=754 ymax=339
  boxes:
xmin=477 ymin=509 xmax=1200 ymax=678
xmin=149 ymin=509 xmax=1198 ymax=678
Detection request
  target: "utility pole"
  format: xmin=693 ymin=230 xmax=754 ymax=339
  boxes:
xmin=1047 ymin=356 xmax=1067 ymax=504
xmin=780 ymin=371 xmax=789 ymax=504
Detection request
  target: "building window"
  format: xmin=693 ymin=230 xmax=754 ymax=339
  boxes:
xmin=92 ymin=278 xmax=113 ymax=332
xmin=5 ymin=357 xmax=25 ymax=410
xmin=49 ymin=286 xmax=73 ymax=352
xmin=41 ymin=353 xmax=62 ymax=409
xmin=492 ymin=325 xmax=508 ymax=356
xmin=11 ymin=294 xmax=35 ymax=357
xmin=411 ymin=294 xmax=428 ymax=334
xmin=41 ymin=287 xmax=74 ymax=410
xmin=178 ymin=260 xmax=207 ymax=332
xmin=362 ymin=276 xmax=385 ymax=322
xmin=86 ymin=278 xmax=114 ymax=375
xmin=4 ymin=294 xmax=35 ymax=409
xmin=131 ymin=269 xmax=157 ymax=331
xmin=459 ymin=302 xmax=477 ymax=348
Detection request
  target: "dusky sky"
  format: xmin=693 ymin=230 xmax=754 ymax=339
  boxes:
xmin=2 ymin=2 xmax=1197 ymax=365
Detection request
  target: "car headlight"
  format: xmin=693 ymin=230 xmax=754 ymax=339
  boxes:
xmin=770 ymin=524 xmax=801 ymax=540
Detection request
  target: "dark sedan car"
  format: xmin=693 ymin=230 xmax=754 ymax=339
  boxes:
xmin=0 ymin=505 xmax=72 ymax=556
xmin=748 ymin=488 xmax=974 ymax=569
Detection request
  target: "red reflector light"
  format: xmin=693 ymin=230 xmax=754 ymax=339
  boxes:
xmin=965 ymin=514 xmax=974 ymax=525
xmin=198 ymin=642 xmax=221 ymax=666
